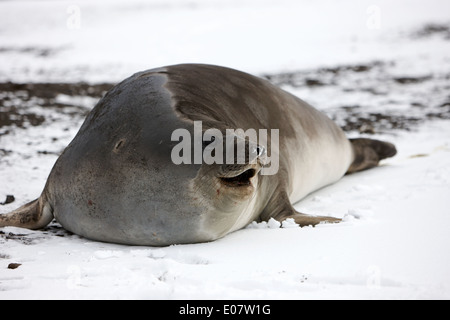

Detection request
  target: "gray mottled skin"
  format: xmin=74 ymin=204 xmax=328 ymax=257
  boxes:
xmin=0 ymin=64 xmax=397 ymax=246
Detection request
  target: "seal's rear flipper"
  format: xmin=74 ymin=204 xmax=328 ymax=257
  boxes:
xmin=0 ymin=197 xmax=53 ymax=230
xmin=347 ymin=138 xmax=397 ymax=174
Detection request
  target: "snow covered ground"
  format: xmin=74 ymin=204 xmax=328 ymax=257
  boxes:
xmin=1 ymin=0 xmax=450 ymax=299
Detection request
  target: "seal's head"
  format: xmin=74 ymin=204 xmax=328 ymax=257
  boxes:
xmin=189 ymin=133 xmax=268 ymax=241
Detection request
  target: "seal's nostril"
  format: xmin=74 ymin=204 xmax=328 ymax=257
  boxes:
xmin=251 ymin=145 xmax=264 ymax=157
xmin=256 ymin=145 xmax=265 ymax=157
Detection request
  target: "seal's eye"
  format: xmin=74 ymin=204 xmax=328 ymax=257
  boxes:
xmin=113 ymin=138 xmax=126 ymax=153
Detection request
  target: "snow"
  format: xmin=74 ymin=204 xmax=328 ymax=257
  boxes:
xmin=1 ymin=0 xmax=450 ymax=299
xmin=1 ymin=0 xmax=450 ymax=82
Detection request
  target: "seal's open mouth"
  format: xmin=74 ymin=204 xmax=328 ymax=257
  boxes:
xmin=219 ymin=168 xmax=256 ymax=187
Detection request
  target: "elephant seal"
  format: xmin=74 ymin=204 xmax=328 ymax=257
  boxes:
xmin=0 ymin=64 xmax=396 ymax=246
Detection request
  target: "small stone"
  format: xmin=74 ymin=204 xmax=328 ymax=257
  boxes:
xmin=7 ymin=263 xmax=22 ymax=269
xmin=0 ymin=195 xmax=15 ymax=205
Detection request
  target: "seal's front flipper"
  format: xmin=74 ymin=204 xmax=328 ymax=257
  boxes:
xmin=347 ymin=138 xmax=397 ymax=174
xmin=281 ymin=212 xmax=341 ymax=227
xmin=261 ymin=189 xmax=341 ymax=227
xmin=0 ymin=197 xmax=53 ymax=230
